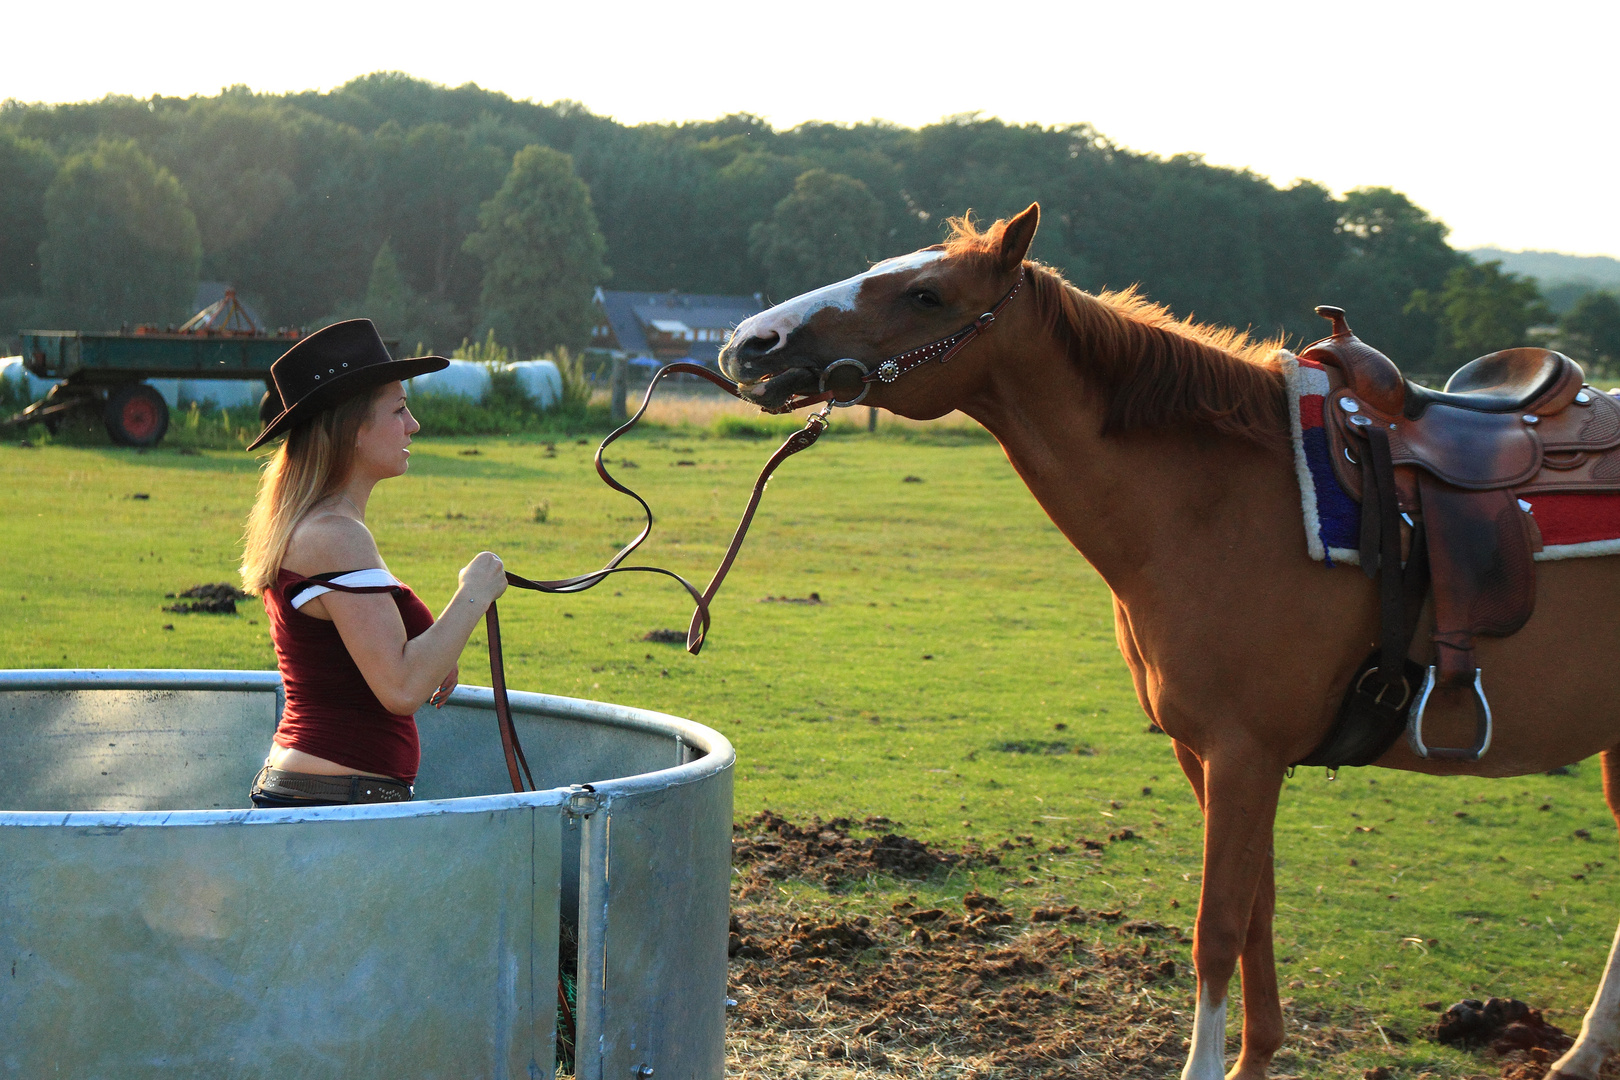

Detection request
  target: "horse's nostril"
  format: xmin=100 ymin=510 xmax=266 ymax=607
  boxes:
xmin=737 ymin=333 xmax=779 ymax=361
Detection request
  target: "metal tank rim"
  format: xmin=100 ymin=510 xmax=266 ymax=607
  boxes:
xmin=0 ymin=668 xmax=735 ymax=826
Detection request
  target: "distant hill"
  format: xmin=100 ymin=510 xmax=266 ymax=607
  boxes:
xmin=1469 ymin=248 xmax=1620 ymax=289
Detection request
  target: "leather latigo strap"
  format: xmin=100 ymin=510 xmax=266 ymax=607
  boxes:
xmin=1359 ymin=427 xmax=1410 ymax=685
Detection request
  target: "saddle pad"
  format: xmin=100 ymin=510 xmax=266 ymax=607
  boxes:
xmin=1282 ymin=352 xmax=1620 ymax=565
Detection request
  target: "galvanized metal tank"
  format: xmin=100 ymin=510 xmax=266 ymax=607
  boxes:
xmin=0 ymin=670 xmax=734 ymax=1080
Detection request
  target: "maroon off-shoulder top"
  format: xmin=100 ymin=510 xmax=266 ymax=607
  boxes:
xmin=265 ymin=567 xmax=435 ymax=784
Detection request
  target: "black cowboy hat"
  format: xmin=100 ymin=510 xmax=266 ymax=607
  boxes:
xmin=247 ymin=320 xmax=448 ymax=451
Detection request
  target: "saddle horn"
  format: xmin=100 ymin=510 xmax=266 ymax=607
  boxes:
xmin=1301 ymin=304 xmax=1406 ymax=416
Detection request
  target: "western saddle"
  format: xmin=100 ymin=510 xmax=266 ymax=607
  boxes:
xmin=1298 ymin=305 xmax=1620 ymax=765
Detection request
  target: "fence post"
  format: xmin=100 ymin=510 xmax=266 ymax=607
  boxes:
xmin=868 ymin=406 xmax=878 ymax=433
xmin=610 ymin=358 xmax=628 ymax=425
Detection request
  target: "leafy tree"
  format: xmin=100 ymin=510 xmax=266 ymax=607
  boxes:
xmin=1321 ymin=187 xmax=1464 ymax=366
xmin=1409 ymin=260 xmax=1551 ymax=366
xmin=1559 ymin=290 xmax=1620 ymax=373
xmin=691 ymin=148 xmax=803 ymax=294
xmin=38 ymin=138 xmax=201 ymax=328
xmin=167 ymin=106 xmax=377 ymax=328
xmin=0 ymin=131 xmax=56 ymax=301
xmin=569 ymin=122 xmax=709 ymax=291
xmin=361 ymin=240 xmax=410 ymax=335
xmin=463 ymin=144 xmax=608 ymax=354
xmin=2 ymin=76 xmax=1493 ymax=354
xmin=152 ymin=100 xmax=298 ymax=265
xmin=373 ymin=121 xmax=507 ymax=319
xmin=749 ymin=169 xmax=886 ymax=300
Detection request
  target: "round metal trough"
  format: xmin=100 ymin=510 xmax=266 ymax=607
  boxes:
xmin=0 ymin=669 xmax=734 ymax=1080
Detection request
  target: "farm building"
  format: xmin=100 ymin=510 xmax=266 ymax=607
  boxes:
xmin=592 ymin=289 xmax=765 ymax=365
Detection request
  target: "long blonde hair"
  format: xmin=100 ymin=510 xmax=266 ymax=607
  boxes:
xmin=240 ymin=388 xmax=382 ymax=595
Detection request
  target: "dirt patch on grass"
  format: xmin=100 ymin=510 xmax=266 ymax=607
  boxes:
xmin=732 ymin=811 xmax=1001 ymax=891
xmin=728 ymin=891 xmax=1193 ymax=1078
xmin=724 ymin=814 xmax=1589 ymax=1080
xmin=162 ymin=582 xmax=248 ymax=614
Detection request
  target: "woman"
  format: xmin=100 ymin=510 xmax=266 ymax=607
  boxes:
xmin=240 ymin=319 xmax=507 ymax=807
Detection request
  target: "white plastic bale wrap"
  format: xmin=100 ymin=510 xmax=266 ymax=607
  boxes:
xmin=408 ymin=358 xmax=493 ymax=401
xmin=504 ymin=360 xmax=563 ymax=409
xmin=0 ymin=356 xmax=57 ymax=401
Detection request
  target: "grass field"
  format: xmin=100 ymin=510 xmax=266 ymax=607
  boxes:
xmin=4 ymin=420 xmax=1617 ymax=1077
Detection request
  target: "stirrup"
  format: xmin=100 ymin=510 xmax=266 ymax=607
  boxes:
xmin=1406 ymin=666 xmax=1492 ymax=761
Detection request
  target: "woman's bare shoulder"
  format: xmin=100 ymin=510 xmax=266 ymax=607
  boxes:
xmin=282 ymin=510 xmax=384 ymax=577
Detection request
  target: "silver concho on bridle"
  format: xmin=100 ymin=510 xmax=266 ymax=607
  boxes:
xmin=818 ymin=358 xmax=871 ymax=407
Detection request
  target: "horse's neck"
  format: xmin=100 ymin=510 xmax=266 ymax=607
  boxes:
xmin=960 ymin=337 xmax=1292 ymax=600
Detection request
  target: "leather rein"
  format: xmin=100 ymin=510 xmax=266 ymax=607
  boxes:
xmin=295 ymin=267 xmax=1027 ymax=796
xmin=484 ymin=266 xmax=1028 ymax=792
xmin=483 ymin=361 xmax=832 ymax=791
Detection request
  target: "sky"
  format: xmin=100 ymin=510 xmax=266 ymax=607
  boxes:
xmin=5 ymin=0 xmax=1614 ymax=258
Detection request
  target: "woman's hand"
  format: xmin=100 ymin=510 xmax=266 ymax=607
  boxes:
xmin=430 ymin=664 xmax=458 ymax=708
xmin=457 ymin=551 xmax=508 ymax=608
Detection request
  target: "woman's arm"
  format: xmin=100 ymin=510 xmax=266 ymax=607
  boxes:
xmin=286 ymin=515 xmax=506 ymax=715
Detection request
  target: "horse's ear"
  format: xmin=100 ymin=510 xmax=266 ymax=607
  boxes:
xmin=997 ymin=203 xmax=1039 ymax=273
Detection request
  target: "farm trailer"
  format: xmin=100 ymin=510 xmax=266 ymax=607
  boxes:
xmin=8 ymin=328 xmax=294 ymax=446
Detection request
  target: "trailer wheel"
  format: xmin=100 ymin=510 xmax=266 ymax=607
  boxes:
xmin=104 ymin=383 xmax=169 ymax=446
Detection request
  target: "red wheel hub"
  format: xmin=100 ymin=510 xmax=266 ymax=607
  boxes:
xmin=121 ymin=397 xmax=159 ymax=440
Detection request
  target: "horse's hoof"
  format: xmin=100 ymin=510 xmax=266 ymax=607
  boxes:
xmin=1544 ymin=1070 xmax=1596 ymax=1080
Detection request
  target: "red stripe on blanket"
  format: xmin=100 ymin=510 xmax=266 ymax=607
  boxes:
xmin=1299 ymin=395 xmax=1324 ymax=428
xmin=1531 ymin=492 xmax=1620 ymax=546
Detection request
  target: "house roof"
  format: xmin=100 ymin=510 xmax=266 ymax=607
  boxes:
xmin=595 ymin=288 xmax=765 ymax=360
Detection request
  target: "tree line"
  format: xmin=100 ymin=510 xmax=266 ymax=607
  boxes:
xmin=2 ymin=72 xmax=1615 ymax=375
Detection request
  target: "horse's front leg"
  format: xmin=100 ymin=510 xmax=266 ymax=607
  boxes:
xmin=1546 ymin=745 xmax=1620 ymax=1079
xmin=1175 ymin=738 xmax=1285 ymax=1080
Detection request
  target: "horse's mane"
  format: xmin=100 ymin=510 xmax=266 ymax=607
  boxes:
xmin=944 ymin=216 xmax=1290 ymax=447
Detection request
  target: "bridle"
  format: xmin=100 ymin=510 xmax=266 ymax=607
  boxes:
xmin=759 ymin=265 xmax=1027 ymax=413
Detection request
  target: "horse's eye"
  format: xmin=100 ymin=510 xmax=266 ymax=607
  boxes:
xmin=909 ymin=289 xmax=942 ymax=309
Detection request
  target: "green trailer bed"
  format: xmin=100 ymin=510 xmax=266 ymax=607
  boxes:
xmin=20 ymin=330 xmax=295 ymax=383
xmin=9 ymin=328 xmax=301 ymax=446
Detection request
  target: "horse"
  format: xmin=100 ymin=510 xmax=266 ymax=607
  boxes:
xmin=716 ymin=203 xmax=1620 ymax=1080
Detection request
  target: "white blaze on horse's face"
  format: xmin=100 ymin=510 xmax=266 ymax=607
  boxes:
xmin=731 ymin=249 xmax=947 ymax=357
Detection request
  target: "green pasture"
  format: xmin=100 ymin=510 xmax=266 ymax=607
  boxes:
xmin=3 ymin=427 xmax=1615 ymax=1076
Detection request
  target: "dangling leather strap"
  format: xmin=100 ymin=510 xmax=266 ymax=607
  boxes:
xmin=1362 ymin=427 xmax=1408 ymax=684
xmin=484 ymin=602 xmax=536 ymax=792
xmin=497 ymin=362 xmax=828 ymax=652
xmin=484 ymin=362 xmax=832 ymax=791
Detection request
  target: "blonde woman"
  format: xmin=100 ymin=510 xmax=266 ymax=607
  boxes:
xmin=240 ymin=320 xmax=507 ymax=807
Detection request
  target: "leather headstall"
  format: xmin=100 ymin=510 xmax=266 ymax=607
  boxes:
xmin=763 ymin=266 xmax=1027 ymax=413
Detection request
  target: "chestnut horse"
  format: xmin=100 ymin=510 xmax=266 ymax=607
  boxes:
xmin=717 ymin=204 xmax=1620 ymax=1080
